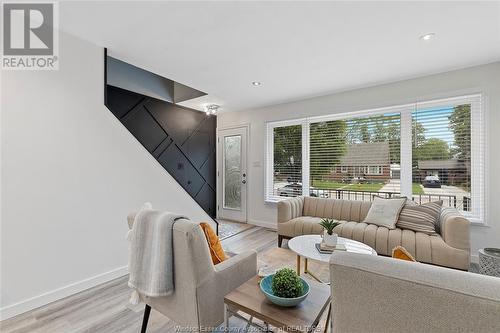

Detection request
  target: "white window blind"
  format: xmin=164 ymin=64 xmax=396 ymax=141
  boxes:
xmin=265 ymin=94 xmax=485 ymax=223
xmin=266 ymin=121 xmax=304 ymax=201
xmin=309 ymin=113 xmax=401 ymax=200
xmin=413 ymin=95 xmax=484 ymax=222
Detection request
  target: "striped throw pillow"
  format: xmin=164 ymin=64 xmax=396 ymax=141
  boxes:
xmin=396 ymin=201 xmax=443 ymax=235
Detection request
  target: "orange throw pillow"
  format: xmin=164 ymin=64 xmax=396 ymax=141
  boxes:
xmin=200 ymin=222 xmax=227 ymax=265
xmin=392 ymin=246 xmax=417 ymax=262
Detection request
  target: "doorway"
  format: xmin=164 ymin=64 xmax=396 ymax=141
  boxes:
xmin=218 ymin=126 xmax=248 ymax=222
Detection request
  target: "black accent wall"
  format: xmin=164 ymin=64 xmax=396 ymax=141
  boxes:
xmin=105 ymin=85 xmax=217 ymax=218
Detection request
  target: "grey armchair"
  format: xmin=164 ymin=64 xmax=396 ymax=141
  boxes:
xmin=127 ymin=214 xmax=257 ymax=332
xmin=329 ymin=251 xmax=500 ymax=332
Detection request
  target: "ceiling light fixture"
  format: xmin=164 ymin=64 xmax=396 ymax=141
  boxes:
xmin=420 ymin=33 xmax=436 ymax=41
xmin=205 ymin=104 xmax=219 ymax=116
xmin=252 ymin=81 xmax=262 ymax=86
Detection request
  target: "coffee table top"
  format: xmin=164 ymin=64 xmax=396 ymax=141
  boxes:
xmin=224 ymin=274 xmax=330 ymax=332
xmin=288 ymin=235 xmax=377 ymax=263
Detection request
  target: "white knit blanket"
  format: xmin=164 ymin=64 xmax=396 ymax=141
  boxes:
xmin=127 ymin=203 xmax=188 ymax=303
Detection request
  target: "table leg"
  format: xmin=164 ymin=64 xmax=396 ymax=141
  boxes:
xmin=305 ymin=257 xmax=308 ymax=272
xmin=296 ymin=255 xmax=301 ymax=275
xmin=324 ymin=303 xmax=332 ymax=333
xmin=224 ymin=303 xmax=229 ymax=330
xmin=244 ymin=316 xmax=253 ymax=333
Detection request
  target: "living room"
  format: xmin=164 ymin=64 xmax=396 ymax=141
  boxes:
xmin=1 ymin=1 xmax=499 ymax=332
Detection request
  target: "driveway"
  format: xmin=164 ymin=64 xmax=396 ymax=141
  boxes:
xmin=380 ymin=179 xmax=469 ymax=209
xmin=379 ymin=179 xmax=401 ymax=193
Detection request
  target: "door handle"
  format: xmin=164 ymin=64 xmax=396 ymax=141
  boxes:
xmin=242 ymin=180 xmax=247 ymax=184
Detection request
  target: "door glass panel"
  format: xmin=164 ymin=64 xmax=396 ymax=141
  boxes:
xmin=224 ymin=135 xmax=242 ymax=209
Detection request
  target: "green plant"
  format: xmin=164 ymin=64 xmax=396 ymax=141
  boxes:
xmin=271 ymin=268 xmax=303 ymax=298
xmin=319 ymin=218 xmax=341 ymax=235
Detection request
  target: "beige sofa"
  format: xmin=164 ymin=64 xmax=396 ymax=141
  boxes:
xmin=278 ymin=196 xmax=470 ymax=270
xmin=329 ymin=251 xmax=500 ymax=332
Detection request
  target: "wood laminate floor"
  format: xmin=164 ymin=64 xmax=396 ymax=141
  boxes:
xmin=1 ymin=223 xmax=479 ymax=333
xmin=1 ymin=225 xmax=317 ymax=333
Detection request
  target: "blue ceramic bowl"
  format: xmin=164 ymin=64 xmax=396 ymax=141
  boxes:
xmin=259 ymin=274 xmax=310 ymax=307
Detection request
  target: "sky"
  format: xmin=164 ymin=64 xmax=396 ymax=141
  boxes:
xmin=413 ymin=106 xmax=455 ymax=146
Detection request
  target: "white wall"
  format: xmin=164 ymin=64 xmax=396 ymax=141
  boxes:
xmin=0 ymin=31 xmax=215 ymax=319
xmin=218 ymin=62 xmax=500 ymax=256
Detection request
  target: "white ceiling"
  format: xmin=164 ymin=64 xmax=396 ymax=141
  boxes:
xmin=60 ymin=1 xmax=500 ymax=112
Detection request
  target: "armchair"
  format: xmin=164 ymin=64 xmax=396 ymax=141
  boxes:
xmin=127 ymin=214 xmax=257 ymax=332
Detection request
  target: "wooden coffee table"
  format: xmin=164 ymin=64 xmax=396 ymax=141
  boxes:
xmin=224 ymin=275 xmax=330 ymax=332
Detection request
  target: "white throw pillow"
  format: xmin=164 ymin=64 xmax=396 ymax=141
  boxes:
xmin=363 ymin=196 xmax=406 ymax=229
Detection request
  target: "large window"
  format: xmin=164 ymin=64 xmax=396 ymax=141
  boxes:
xmin=265 ymin=94 xmax=484 ymax=222
xmin=309 ymin=113 xmax=400 ymax=200
xmin=411 ymin=102 xmax=474 ymax=212
xmin=267 ymin=122 xmax=303 ymax=198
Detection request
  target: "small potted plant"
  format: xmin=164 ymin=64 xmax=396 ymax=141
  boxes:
xmin=319 ymin=218 xmax=341 ymax=246
xmin=260 ymin=267 xmax=309 ymax=307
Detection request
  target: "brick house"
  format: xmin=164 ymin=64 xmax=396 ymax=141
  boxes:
xmin=330 ymin=142 xmax=391 ymax=182
xmin=416 ymin=159 xmax=469 ymax=185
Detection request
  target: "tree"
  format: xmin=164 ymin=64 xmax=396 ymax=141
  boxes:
xmin=273 ymin=125 xmax=302 ymax=180
xmin=412 ymin=122 xmax=426 ymax=144
xmin=449 ymin=104 xmax=471 ymax=160
xmin=348 ymin=118 xmax=371 ymax=143
xmin=414 ymin=138 xmax=451 ymax=161
xmin=346 ymin=114 xmax=421 ymax=165
xmin=310 ymin=120 xmax=347 ymax=179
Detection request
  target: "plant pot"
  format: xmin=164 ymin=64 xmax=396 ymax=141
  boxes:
xmin=260 ymin=274 xmax=310 ymax=307
xmin=323 ymin=231 xmax=338 ymax=246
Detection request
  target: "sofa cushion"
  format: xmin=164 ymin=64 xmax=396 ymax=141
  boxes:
xmin=303 ymin=197 xmax=372 ymax=222
xmin=392 ymin=246 xmax=417 ymax=262
xmin=278 ymin=216 xmax=325 ymax=237
xmin=396 ymin=201 xmax=442 ymax=235
xmin=200 ymin=222 xmax=226 ymax=264
xmin=362 ymin=196 xmax=406 ymax=229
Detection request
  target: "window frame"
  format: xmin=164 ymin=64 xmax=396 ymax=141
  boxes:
xmin=366 ymin=166 xmax=382 ymax=175
xmin=265 ymin=118 xmax=308 ymax=202
xmin=265 ymin=94 xmax=485 ymax=224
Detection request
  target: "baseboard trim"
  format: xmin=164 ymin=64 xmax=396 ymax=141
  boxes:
xmin=248 ymin=219 xmax=276 ymax=230
xmin=0 ymin=265 xmax=128 ymax=321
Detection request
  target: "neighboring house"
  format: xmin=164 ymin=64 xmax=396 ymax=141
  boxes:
xmin=416 ymin=159 xmax=469 ymax=185
xmin=330 ymin=142 xmax=391 ymax=182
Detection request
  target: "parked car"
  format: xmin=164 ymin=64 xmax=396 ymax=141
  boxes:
xmin=278 ymin=183 xmax=329 ymax=198
xmin=422 ymin=175 xmax=441 ymax=188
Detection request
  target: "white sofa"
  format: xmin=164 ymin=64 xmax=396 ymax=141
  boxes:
xmin=329 ymin=251 xmax=500 ymax=333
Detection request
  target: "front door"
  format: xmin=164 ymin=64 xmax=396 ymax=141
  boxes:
xmin=218 ymin=126 xmax=248 ymax=222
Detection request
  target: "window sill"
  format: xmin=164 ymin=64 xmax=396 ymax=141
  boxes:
xmin=470 ymin=220 xmax=488 ymax=227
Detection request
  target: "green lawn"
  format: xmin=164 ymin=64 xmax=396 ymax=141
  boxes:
xmin=313 ymin=180 xmax=425 ymax=194
xmin=312 ymin=180 xmax=384 ymax=192
xmin=343 ymin=183 xmax=384 ymax=192
xmin=311 ymin=180 xmax=345 ymax=189
xmin=412 ymin=183 xmax=424 ymax=195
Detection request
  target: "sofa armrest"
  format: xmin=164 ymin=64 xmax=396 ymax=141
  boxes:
xmin=277 ymin=196 xmax=304 ymax=223
xmin=440 ymin=207 xmax=470 ymax=251
xmin=214 ymin=250 xmax=257 ymax=295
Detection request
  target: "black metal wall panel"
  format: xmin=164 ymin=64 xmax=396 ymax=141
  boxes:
xmin=105 ymin=85 xmax=217 ymax=218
